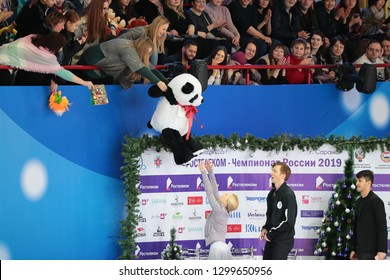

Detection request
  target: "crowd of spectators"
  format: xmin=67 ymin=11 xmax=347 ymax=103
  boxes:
xmin=1 ymin=0 xmax=390 ymax=87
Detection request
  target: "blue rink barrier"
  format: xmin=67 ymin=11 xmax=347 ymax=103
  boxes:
xmin=0 ymin=83 xmax=389 ymax=259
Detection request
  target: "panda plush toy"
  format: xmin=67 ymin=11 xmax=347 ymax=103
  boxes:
xmin=148 ymin=62 xmax=208 ymax=165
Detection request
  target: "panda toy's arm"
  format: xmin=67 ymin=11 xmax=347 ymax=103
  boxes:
xmin=148 ymin=85 xmax=177 ymax=105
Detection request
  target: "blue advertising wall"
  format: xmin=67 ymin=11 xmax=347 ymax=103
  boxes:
xmin=1 ymin=83 xmax=389 ymax=259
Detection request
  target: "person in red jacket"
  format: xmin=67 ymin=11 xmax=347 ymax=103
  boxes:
xmin=285 ymin=38 xmax=312 ymax=84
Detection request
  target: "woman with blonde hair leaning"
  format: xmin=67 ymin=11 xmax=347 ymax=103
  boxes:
xmin=119 ymin=15 xmax=169 ymax=65
xmin=78 ymin=36 xmax=169 ymax=90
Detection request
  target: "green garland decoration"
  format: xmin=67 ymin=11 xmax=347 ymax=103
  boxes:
xmin=119 ymin=133 xmax=390 ymax=259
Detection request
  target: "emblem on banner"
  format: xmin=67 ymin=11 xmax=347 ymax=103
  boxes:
xmin=380 ymin=151 xmax=390 ymax=163
xmin=354 ymin=149 xmax=365 ymax=162
xmin=154 ymin=156 xmax=162 ymax=168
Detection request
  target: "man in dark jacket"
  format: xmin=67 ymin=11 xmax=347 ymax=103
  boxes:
xmin=350 ymin=170 xmax=388 ymax=260
xmin=260 ymin=161 xmax=298 ymax=260
xmin=271 ymin=0 xmax=309 ymax=48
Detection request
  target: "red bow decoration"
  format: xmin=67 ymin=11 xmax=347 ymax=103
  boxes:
xmin=179 ymin=103 xmax=204 ymax=140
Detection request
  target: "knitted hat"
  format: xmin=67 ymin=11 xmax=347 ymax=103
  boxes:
xmin=231 ymin=51 xmax=246 ymax=65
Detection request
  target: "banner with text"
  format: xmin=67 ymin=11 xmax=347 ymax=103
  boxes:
xmin=135 ymin=145 xmax=390 ymax=259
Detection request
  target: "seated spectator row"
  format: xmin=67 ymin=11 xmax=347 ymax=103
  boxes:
xmin=1 ymin=0 xmax=390 ymax=87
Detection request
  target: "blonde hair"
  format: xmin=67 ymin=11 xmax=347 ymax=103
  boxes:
xmin=146 ymin=15 xmax=169 ymax=54
xmin=127 ymin=37 xmax=154 ymax=84
xmin=226 ymin=194 xmax=239 ymax=212
xmin=165 ymin=0 xmax=185 ymax=18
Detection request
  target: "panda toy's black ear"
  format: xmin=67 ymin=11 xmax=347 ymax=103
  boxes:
xmin=188 ymin=59 xmax=208 ymax=92
xmin=148 ymin=84 xmax=165 ymax=98
xmin=182 ymin=82 xmax=194 ymax=94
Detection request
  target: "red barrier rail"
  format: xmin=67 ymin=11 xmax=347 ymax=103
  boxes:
xmin=1 ymin=63 xmax=390 ymax=85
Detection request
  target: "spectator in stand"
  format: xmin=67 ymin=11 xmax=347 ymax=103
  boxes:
xmin=257 ymin=42 xmax=288 ymax=85
xmin=2 ymin=0 xmax=17 ymax=15
xmin=337 ymin=0 xmax=363 ymax=62
xmin=160 ymin=39 xmax=197 ymax=79
xmin=204 ymin=45 xmax=229 ymax=85
xmin=354 ymin=40 xmax=386 ymax=81
xmin=7 ymin=0 xmax=56 ymax=40
xmin=296 ymin=0 xmax=320 ymax=36
xmin=53 ymin=0 xmax=76 ymax=13
xmin=253 ymin=0 xmax=272 ymax=43
xmin=164 ymin=0 xmax=194 ymax=37
xmin=71 ymin=0 xmax=112 ymax=64
xmin=309 ymin=31 xmax=325 ymax=65
xmin=381 ymin=36 xmax=390 ymax=80
xmin=120 ymin=15 xmax=169 ymax=65
xmin=30 ymin=11 xmax=67 ymax=72
xmin=0 ymin=0 xmax=13 ymax=83
xmin=60 ymin=9 xmax=85 ymax=65
xmin=31 ymin=10 xmax=67 ymax=35
xmin=361 ymin=0 xmax=389 ymax=41
xmin=205 ymin=0 xmax=240 ymax=52
xmin=271 ymin=0 xmax=309 ymax=49
xmin=308 ymin=30 xmax=337 ymax=83
xmin=84 ymin=0 xmax=111 ymax=44
xmin=304 ymin=40 xmax=311 ymax=58
xmin=110 ymin=0 xmax=138 ymax=23
xmin=163 ymin=38 xmax=198 ymax=66
xmin=285 ymin=38 xmax=312 ymax=84
xmin=69 ymin=0 xmax=91 ymax=16
xmin=323 ymin=36 xmax=348 ymax=80
xmin=315 ymin=0 xmax=349 ymax=41
xmin=227 ymin=40 xmax=262 ymax=85
xmin=0 ymin=0 xmax=14 ymax=25
xmin=186 ymin=0 xmax=232 ymax=58
xmin=134 ymin=0 xmax=164 ymax=24
xmin=78 ymin=36 xmax=169 ymax=90
xmin=228 ymin=0 xmax=270 ymax=58
xmin=0 ymin=32 xmax=93 ymax=89
xmin=163 ymin=0 xmax=195 ymax=56
xmin=17 ymin=0 xmax=29 ymax=14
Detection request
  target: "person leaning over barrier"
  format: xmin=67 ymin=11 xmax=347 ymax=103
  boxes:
xmin=0 ymin=32 xmax=93 ymax=90
xmin=78 ymin=36 xmax=168 ymax=91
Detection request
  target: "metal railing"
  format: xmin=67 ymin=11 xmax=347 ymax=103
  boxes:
xmin=1 ymin=63 xmax=389 ymax=85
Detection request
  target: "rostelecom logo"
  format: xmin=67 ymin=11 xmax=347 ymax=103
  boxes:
xmin=227 ymin=176 xmax=233 ymax=189
xmin=316 ymin=176 xmax=324 ymax=189
xmin=196 ymin=177 xmax=202 ymax=190
xmin=166 ymin=177 xmax=172 ymax=191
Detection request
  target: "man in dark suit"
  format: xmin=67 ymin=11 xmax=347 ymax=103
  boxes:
xmin=350 ymin=170 xmax=388 ymax=260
